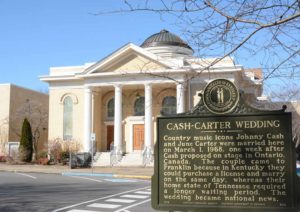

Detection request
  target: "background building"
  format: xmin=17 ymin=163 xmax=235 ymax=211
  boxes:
xmin=40 ymin=30 xmax=263 ymax=166
xmin=263 ymin=100 xmax=300 ymax=147
xmin=0 ymin=84 xmax=48 ymax=159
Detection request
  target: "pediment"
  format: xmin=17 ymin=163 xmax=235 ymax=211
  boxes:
xmin=83 ymin=43 xmax=171 ymax=75
xmin=98 ymin=53 xmax=167 ymax=73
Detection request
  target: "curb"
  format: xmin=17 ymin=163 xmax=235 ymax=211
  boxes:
xmin=62 ymin=172 xmax=151 ymax=180
xmin=114 ymin=174 xmax=152 ymax=180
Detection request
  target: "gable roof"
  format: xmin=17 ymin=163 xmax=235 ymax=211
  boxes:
xmin=81 ymin=43 xmax=173 ymax=75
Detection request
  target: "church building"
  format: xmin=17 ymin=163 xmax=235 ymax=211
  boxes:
xmin=40 ymin=30 xmax=262 ymax=166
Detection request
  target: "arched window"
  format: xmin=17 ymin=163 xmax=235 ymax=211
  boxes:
xmin=162 ymin=96 xmax=176 ymax=115
xmin=107 ymin=98 xmax=114 ymax=118
xmin=63 ymin=96 xmax=73 ymax=140
xmin=134 ymin=97 xmax=145 ymax=116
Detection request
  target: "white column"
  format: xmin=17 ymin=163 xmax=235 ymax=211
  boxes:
xmin=114 ymin=85 xmax=122 ymax=152
xmin=83 ymin=86 xmax=92 ymax=152
xmin=176 ymin=82 xmax=186 ymax=113
xmin=144 ymin=83 xmax=153 ymax=148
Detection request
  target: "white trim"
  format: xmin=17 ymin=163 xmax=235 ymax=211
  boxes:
xmin=60 ymin=93 xmax=79 ymax=104
xmin=41 ymin=67 xmax=243 ymax=84
xmin=39 ymin=75 xmax=82 ymax=82
xmin=144 ymin=45 xmax=193 ymax=58
xmin=104 ymin=121 xmax=114 ymax=125
xmin=82 ymin=67 xmax=242 ymax=78
xmin=48 ymin=86 xmax=83 ymax=90
xmin=47 ymin=79 xmax=175 ymax=89
xmin=82 ymin=75 xmax=184 ymax=87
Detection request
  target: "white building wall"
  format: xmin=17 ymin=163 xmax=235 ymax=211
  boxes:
xmin=48 ymin=88 xmax=84 ymax=146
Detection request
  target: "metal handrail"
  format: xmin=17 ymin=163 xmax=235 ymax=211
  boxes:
xmin=142 ymin=145 xmax=154 ymax=166
xmin=109 ymin=142 xmax=124 ymax=166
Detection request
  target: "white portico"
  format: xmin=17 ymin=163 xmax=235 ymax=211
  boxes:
xmin=40 ymin=30 xmax=263 ymax=166
xmin=80 ymin=77 xmax=188 ymax=164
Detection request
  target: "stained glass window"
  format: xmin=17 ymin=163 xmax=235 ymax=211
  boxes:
xmin=162 ymin=96 xmax=176 ymax=115
xmin=107 ymin=98 xmax=114 ymax=118
xmin=134 ymin=97 xmax=145 ymax=116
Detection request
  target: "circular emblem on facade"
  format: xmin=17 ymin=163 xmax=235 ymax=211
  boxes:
xmin=203 ymin=79 xmax=239 ymax=114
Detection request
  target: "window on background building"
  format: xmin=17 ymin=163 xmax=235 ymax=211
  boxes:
xmin=63 ymin=96 xmax=73 ymax=140
xmin=134 ymin=97 xmax=145 ymax=116
xmin=162 ymin=96 xmax=176 ymax=115
xmin=107 ymin=98 xmax=114 ymax=118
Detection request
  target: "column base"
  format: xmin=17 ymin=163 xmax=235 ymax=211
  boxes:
xmin=110 ymin=146 xmax=123 ymax=166
xmin=142 ymin=145 xmax=154 ymax=166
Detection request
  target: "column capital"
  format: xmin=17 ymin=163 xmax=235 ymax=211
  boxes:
xmin=92 ymin=90 xmax=101 ymax=96
xmin=93 ymin=87 xmax=102 ymax=92
xmin=144 ymin=83 xmax=152 ymax=87
xmin=176 ymin=81 xmax=187 ymax=87
xmin=114 ymin=84 xmax=123 ymax=89
xmin=84 ymin=85 xmax=92 ymax=88
xmin=84 ymin=86 xmax=92 ymax=93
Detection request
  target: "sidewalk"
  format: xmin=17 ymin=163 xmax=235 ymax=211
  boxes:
xmin=0 ymin=163 xmax=154 ymax=180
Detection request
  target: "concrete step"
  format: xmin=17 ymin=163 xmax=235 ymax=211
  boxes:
xmin=93 ymin=152 xmax=111 ymax=167
xmin=93 ymin=152 xmax=154 ymax=167
xmin=93 ymin=152 xmax=101 ymax=162
xmin=118 ymin=152 xmax=143 ymax=167
xmin=146 ymin=160 xmax=154 ymax=167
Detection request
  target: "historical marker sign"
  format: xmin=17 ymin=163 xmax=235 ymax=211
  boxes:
xmin=152 ymin=79 xmax=300 ymax=212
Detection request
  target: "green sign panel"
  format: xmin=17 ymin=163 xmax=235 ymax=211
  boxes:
xmin=152 ymin=79 xmax=300 ymax=212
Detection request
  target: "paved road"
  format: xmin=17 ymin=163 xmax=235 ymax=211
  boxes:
xmin=0 ymin=171 xmax=156 ymax=212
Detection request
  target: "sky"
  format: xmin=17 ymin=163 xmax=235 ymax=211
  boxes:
xmin=0 ymin=0 xmax=292 ymax=96
xmin=0 ymin=0 xmax=178 ymax=92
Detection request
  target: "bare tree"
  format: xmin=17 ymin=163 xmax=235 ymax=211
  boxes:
xmin=98 ymin=0 xmax=300 ymax=92
xmin=97 ymin=1 xmax=300 ymax=152
xmin=0 ymin=119 xmax=8 ymax=155
xmin=11 ymin=99 xmax=48 ymax=160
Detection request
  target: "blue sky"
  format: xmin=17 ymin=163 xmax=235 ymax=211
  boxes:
xmin=0 ymin=0 xmax=291 ymax=97
xmin=0 ymin=1 xmax=177 ymax=92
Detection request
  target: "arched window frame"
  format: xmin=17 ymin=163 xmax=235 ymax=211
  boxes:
xmin=60 ymin=93 xmax=78 ymax=104
xmin=134 ymin=96 xmax=145 ymax=116
xmin=107 ymin=97 xmax=114 ymax=118
xmin=162 ymin=96 xmax=177 ymax=115
xmin=63 ymin=96 xmax=73 ymax=140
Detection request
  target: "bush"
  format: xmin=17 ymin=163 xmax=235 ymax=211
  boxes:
xmin=48 ymin=138 xmax=62 ymax=163
xmin=19 ymin=118 xmax=33 ymax=162
xmin=37 ymin=151 xmax=48 ymax=159
xmin=0 ymin=156 xmax=6 ymax=162
xmin=36 ymin=151 xmax=48 ymax=165
xmin=48 ymin=138 xmax=82 ymax=165
xmin=37 ymin=158 xmax=49 ymax=165
xmin=60 ymin=151 xmax=70 ymax=164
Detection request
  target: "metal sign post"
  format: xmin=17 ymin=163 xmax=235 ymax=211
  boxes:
xmin=90 ymin=133 xmax=96 ymax=173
